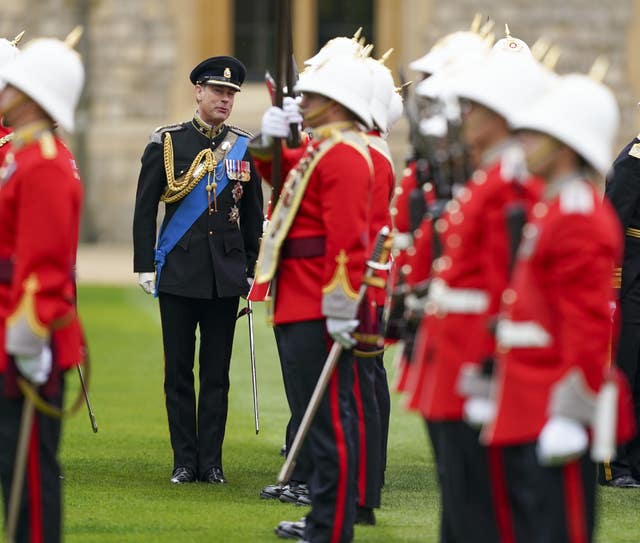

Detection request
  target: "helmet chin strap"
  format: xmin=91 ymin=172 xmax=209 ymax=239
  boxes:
xmin=301 ymin=99 xmax=335 ymax=124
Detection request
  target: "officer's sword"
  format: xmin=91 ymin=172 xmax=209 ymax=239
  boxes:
xmin=238 ymin=301 xmax=259 ymax=434
xmin=5 ymin=395 xmax=35 ymax=543
xmin=77 ymin=363 xmax=98 ymax=433
xmin=278 ymin=227 xmax=392 ymax=484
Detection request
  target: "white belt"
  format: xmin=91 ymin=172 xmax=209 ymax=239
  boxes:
xmin=427 ymin=279 xmax=489 ymax=314
xmin=496 ymin=319 xmax=552 ymax=348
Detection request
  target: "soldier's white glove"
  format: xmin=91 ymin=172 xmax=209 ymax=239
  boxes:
xmin=326 ymin=318 xmax=359 ymax=349
xmin=138 ymin=272 xmax=155 ymax=295
xmin=537 ymin=416 xmax=589 ymax=466
xmin=463 ymin=397 xmax=496 ymax=428
xmin=15 ymin=346 xmax=52 ymax=385
xmin=261 ymin=106 xmax=290 ymax=139
xmin=282 ymin=96 xmax=303 ymax=126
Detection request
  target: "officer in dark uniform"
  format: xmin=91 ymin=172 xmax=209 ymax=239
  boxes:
xmin=603 ymin=133 xmax=640 ymax=488
xmin=133 ymin=56 xmax=263 ymax=485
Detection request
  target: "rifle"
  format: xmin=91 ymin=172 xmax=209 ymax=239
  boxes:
xmin=271 ymin=0 xmax=299 ymax=208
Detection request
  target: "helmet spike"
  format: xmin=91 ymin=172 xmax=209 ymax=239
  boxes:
xmin=378 ymin=48 xmax=393 ymax=65
xmin=64 ymin=26 xmax=84 ymax=49
xmin=360 ymin=43 xmax=374 ymax=58
xmin=531 ymin=37 xmax=551 ymax=62
xmin=484 ymin=32 xmax=496 ymax=47
xmin=352 ymin=27 xmax=363 ymax=41
xmin=543 ymin=46 xmax=561 ymax=71
xmin=10 ymin=30 xmax=25 ymax=47
xmin=470 ymin=13 xmax=483 ymax=34
xmin=479 ymin=18 xmax=494 ymax=39
xmin=504 ymin=23 xmax=511 ymax=39
xmin=395 ymin=81 xmax=413 ymax=94
xmin=589 ymin=55 xmax=609 ymax=83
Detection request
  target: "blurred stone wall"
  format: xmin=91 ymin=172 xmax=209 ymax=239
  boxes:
xmin=1 ymin=0 xmax=639 ymax=243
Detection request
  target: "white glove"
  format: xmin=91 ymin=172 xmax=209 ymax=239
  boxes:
xmin=15 ymin=346 xmax=52 ymax=385
xmin=326 ymin=318 xmax=359 ymax=349
xmin=138 ymin=272 xmax=155 ymax=294
xmin=261 ymin=106 xmax=290 ymax=139
xmin=282 ymin=96 xmax=303 ymax=126
xmin=463 ymin=397 xmax=496 ymax=428
xmin=537 ymin=416 xmax=589 ymax=466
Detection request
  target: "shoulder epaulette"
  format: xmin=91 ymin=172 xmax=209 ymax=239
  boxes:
xmin=628 ymin=141 xmax=640 ymax=160
xmin=149 ymin=122 xmax=187 ymax=144
xmin=559 ymin=179 xmax=594 ymax=214
xmin=227 ymin=124 xmax=254 ymax=139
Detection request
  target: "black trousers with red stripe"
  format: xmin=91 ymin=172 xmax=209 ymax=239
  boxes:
xmin=273 ymin=326 xmax=313 ymax=484
xmin=502 ymin=442 xmax=596 ymax=543
xmin=426 ymin=420 xmax=501 ymax=543
xmin=374 ymin=353 xmax=390 ymax=486
xmin=353 ymin=355 xmax=382 ymax=508
xmin=274 ymin=319 xmax=357 ymax=543
xmin=0 ymin=376 xmax=64 ymax=543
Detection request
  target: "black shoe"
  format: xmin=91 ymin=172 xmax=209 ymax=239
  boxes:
xmin=274 ymin=517 xmax=306 ymax=539
xmin=170 ymin=466 xmax=196 ymax=484
xmin=203 ymin=466 xmax=227 ymax=484
xmin=601 ymin=474 xmax=640 ymax=488
xmin=279 ymin=482 xmax=309 ymax=504
xmin=296 ymin=493 xmax=311 ymax=506
xmin=355 ymin=505 xmax=376 ymax=525
xmin=261 ymin=482 xmax=286 ymax=499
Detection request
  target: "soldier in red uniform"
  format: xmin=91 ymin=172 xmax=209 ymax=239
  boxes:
xmin=250 ymin=52 xmax=374 ymax=543
xmin=0 ymin=32 xmax=24 ymax=166
xmin=405 ymin=32 xmax=552 ymax=542
xmin=0 ymin=33 xmax=85 ymax=543
xmin=482 ymin=71 xmax=626 ymax=543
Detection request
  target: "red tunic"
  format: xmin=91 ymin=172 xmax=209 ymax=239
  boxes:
xmin=407 ymin=161 xmax=542 ymax=419
xmin=366 ymin=131 xmax=394 ymax=308
xmin=252 ymin=123 xmax=373 ymax=324
xmin=0 ymin=125 xmax=13 ymax=166
xmin=483 ymin=177 xmax=622 ymax=446
xmin=0 ymin=125 xmax=84 ymax=374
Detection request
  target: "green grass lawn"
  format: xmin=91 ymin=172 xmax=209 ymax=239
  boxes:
xmin=2 ymin=285 xmax=640 ymax=541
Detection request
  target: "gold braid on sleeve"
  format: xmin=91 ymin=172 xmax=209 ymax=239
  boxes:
xmin=161 ymin=132 xmax=216 ymax=203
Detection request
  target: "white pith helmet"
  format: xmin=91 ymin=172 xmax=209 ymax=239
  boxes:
xmin=415 ymin=35 xmax=490 ymax=100
xmin=387 ymin=90 xmax=404 ymax=132
xmin=304 ymin=28 xmax=363 ymax=67
xmin=365 ymin=54 xmax=396 ymax=133
xmin=0 ymin=31 xmax=24 ymax=67
xmin=0 ymin=29 xmax=84 ymax=133
xmin=446 ymin=28 xmax=554 ymax=126
xmin=409 ymin=31 xmax=491 ymax=75
xmin=295 ymin=53 xmax=374 ymax=128
xmin=511 ymin=72 xmax=619 ymax=176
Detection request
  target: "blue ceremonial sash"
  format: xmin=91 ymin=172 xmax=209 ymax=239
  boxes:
xmin=153 ymin=136 xmax=249 ymax=296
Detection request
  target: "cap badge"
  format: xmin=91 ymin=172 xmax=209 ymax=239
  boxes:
xmin=224 ymin=67 xmax=231 ymax=79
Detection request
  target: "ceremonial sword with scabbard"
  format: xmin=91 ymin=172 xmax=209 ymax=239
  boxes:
xmin=278 ymin=226 xmax=393 ymax=484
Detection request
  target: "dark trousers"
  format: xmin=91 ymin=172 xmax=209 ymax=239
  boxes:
xmin=426 ymin=420 xmax=501 ymax=543
xmin=273 ymin=326 xmax=312 ymax=484
xmin=353 ymin=355 xmax=382 ymax=508
xmin=603 ymin=293 xmax=640 ymax=481
xmin=502 ymin=443 xmax=596 ymax=543
xmin=0 ymin=376 xmax=64 ymax=543
xmin=374 ymin=353 xmax=390 ymax=485
xmin=275 ymin=320 xmax=357 ymax=543
xmin=159 ymin=292 xmax=239 ymax=478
